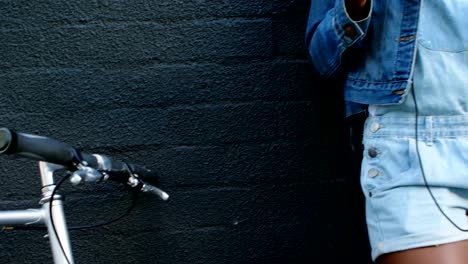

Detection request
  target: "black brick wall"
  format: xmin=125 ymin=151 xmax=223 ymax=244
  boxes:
xmin=0 ymin=1 xmax=373 ymax=263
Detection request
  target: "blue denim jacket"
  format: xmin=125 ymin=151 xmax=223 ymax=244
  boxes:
xmin=306 ymin=0 xmax=421 ymax=117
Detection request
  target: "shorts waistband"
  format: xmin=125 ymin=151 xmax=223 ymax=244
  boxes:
xmin=364 ymin=115 xmax=468 ymax=138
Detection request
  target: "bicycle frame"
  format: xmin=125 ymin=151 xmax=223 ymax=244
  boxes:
xmin=0 ymin=161 xmax=74 ymax=264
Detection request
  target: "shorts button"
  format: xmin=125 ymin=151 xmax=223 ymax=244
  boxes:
xmin=370 ymin=122 xmax=382 ymax=133
xmin=368 ymin=147 xmax=379 ymax=158
xmin=368 ymin=168 xmax=380 ymax=178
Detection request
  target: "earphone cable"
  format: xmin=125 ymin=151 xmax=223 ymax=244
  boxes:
xmin=411 ymin=85 xmax=468 ymax=232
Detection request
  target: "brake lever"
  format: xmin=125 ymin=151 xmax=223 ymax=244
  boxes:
xmin=141 ymin=184 xmax=169 ymax=201
xmin=127 ymin=175 xmax=169 ymax=201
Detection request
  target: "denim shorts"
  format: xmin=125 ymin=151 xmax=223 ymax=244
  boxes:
xmin=360 ymin=115 xmax=468 ymax=261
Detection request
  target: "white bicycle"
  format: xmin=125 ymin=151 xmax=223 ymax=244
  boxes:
xmin=0 ymin=128 xmax=169 ymax=264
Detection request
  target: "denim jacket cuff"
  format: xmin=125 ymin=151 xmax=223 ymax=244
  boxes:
xmin=334 ymin=0 xmax=372 ymax=46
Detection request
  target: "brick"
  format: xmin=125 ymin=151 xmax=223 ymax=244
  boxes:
xmin=0 ymin=0 xmax=274 ymax=30
xmin=1 ymin=19 xmax=273 ymax=69
xmin=0 ymin=101 xmax=317 ymax=147
xmin=273 ymin=16 xmax=309 ymax=57
xmin=112 ymin=140 xmax=321 ymax=187
xmin=0 ymin=60 xmax=315 ymax=114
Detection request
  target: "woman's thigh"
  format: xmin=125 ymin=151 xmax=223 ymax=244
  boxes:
xmin=377 ymin=240 xmax=468 ymax=264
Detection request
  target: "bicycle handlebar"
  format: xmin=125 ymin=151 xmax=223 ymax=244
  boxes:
xmin=0 ymin=128 xmax=158 ymax=185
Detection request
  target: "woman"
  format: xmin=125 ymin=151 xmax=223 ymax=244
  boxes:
xmin=306 ymin=0 xmax=468 ymax=263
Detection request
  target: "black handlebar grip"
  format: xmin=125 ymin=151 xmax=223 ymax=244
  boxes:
xmin=0 ymin=128 xmax=13 ymax=152
xmin=0 ymin=128 xmax=158 ymax=184
xmin=0 ymin=128 xmax=76 ymax=166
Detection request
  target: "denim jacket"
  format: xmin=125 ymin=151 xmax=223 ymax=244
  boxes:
xmin=305 ymin=0 xmax=422 ymax=117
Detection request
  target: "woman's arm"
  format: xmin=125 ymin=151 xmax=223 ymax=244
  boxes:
xmin=345 ymin=0 xmax=370 ymax=20
xmin=305 ymin=0 xmax=372 ymax=78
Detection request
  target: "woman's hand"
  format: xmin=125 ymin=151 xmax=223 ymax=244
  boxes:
xmin=345 ymin=0 xmax=370 ymax=20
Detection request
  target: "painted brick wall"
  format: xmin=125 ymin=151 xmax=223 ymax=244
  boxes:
xmin=0 ymin=1 xmax=372 ymax=263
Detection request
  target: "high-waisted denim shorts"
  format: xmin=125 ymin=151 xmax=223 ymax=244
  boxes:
xmin=361 ymin=115 xmax=468 ymax=261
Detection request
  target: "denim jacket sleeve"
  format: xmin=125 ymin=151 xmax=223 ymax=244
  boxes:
xmin=306 ymin=0 xmax=372 ymax=78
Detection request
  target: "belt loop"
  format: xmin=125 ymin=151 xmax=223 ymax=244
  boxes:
xmin=425 ymin=116 xmax=433 ymax=146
